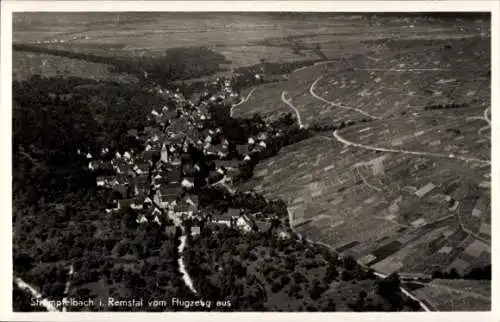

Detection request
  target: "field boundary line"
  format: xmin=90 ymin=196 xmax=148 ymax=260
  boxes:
xmin=333 ymin=130 xmax=490 ymax=165
xmin=310 ymin=77 xmax=382 ymax=120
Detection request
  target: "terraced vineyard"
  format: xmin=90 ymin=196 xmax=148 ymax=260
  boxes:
xmin=233 ymin=36 xmax=490 ymax=128
xmin=409 ymin=279 xmax=491 ymax=311
xmin=238 ymin=22 xmax=491 ymax=285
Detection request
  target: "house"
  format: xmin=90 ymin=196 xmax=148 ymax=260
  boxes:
xmin=207 ymin=170 xmax=224 ymax=184
xmin=254 ymin=220 xmax=273 ymax=233
xmin=257 ymin=132 xmax=268 ymax=141
xmin=134 ymin=175 xmax=149 ymax=197
xmin=211 ymin=212 xmax=233 ymax=227
xmin=154 ymin=185 xmax=182 ymax=209
xmin=165 ymin=225 xmax=177 ymax=236
xmin=88 ymin=160 xmax=107 ymax=171
xmin=211 ymin=208 xmax=241 ymax=227
xmin=191 ymin=226 xmax=201 ymax=236
xmin=236 ymin=144 xmax=250 ymax=157
xmin=117 ymin=198 xmax=135 ymax=210
xmin=133 ymin=163 xmax=150 ymax=175
xmin=151 ymin=207 xmax=162 ymax=217
xmin=185 ymin=195 xmax=199 ymax=212
xmin=136 ymin=214 xmax=148 ymax=224
xmin=164 ymin=166 xmax=182 ymax=184
xmin=175 ymin=196 xmax=198 ymax=218
xmin=129 ymin=197 xmax=145 ymax=210
xmin=235 ymin=214 xmax=254 ymax=232
xmin=142 ymin=149 xmax=160 ymax=164
xmin=96 ymin=176 xmax=114 ymax=187
xmin=181 ymin=177 xmax=195 ymax=190
xmin=214 ymin=160 xmax=240 ymax=171
xmin=160 ymin=144 xmax=169 ymax=163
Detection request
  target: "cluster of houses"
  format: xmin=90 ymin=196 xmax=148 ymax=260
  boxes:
xmin=88 ymin=78 xmax=277 ymax=236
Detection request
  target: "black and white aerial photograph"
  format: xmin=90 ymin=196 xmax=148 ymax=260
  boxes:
xmin=6 ymin=5 xmax=494 ymax=315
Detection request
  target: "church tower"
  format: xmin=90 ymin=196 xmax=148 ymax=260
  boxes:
xmin=161 ymin=143 xmax=168 ymax=163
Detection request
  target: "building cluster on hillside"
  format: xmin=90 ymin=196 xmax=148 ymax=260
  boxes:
xmin=87 ymin=78 xmax=278 ymax=236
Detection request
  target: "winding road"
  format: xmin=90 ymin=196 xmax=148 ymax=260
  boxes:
xmin=333 ymin=130 xmax=490 ymax=165
xmin=281 ymin=91 xmax=304 ymax=128
xmin=14 ymin=276 xmax=60 ymax=312
xmin=178 ymin=234 xmax=198 ymax=295
xmin=310 ymin=77 xmax=382 ymax=120
xmin=230 ymin=87 xmax=257 ymax=117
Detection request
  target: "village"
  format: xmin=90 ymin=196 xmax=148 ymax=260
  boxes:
xmin=86 ymin=76 xmax=280 ymax=241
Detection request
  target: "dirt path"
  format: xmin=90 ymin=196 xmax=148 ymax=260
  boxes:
xmin=354 ymin=68 xmax=451 ymax=72
xmin=14 ymin=276 xmax=60 ymax=312
xmin=230 ymin=87 xmax=257 ymax=117
xmin=310 ymin=77 xmax=382 ymax=120
xmin=178 ymin=234 xmax=198 ymax=295
xmin=281 ymin=91 xmax=304 ymax=128
xmin=333 ymin=130 xmax=490 ymax=165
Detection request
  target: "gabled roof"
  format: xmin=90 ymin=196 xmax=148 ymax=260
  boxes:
xmin=227 ymin=208 xmax=241 ymax=218
xmin=165 ymin=226 xmax=177 ymax=235
xmin=118 ymin=198 xmax=135 ymax=208
xmin=236 ymin=144 xmax=250 ymax=155
xmin=214 ymin=160 xmax=240 ymax=170
xmin=158 ymin=184 xmax=182 ymax=197
xmin=174 ymin=199 xmax=190 ymax=213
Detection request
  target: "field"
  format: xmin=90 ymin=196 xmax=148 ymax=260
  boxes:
xmin=409 ymin=279 xmax=490 ymax=311
xmin=233 ymin=35 xmax=490 ymax=126
xmin=13 ymin=50 xmax=138 ymax=83
xmin=236 ymin=15 xmax=490 ymax=279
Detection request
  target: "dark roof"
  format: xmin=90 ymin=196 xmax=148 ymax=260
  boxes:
xmin=165 ymin=226 xmax=177 ymax=235
xmin=227 ymin=208 xmax=241 ymax=218
xmin=142 ymin=149 xmax=159 ymax=160
xmin=255 ymin=220 xmax=272 ymax=232
xmin=135 ymin=163 xmax=150 ymax=171
xmin=165 ymin=166 xmax=182 ymax=183
xmin=214 ymin=212 xmax=233 ymax=221
xmin=186 ymin=195 xmax=199 ymax=206
xmin=159 ymin=184 xmax=182 ymax=195
xmin=226 ymin=167 xmax=240 ymax=177
xmin=119 ymin=198 xmax=135 ymax=208
xmin=214 ymin=160 xmax=240 ymax=169
xmin=175 ymin=199 xmax=190 ymax=213
xmin=115 ymin=174 xmax=130 ymax=185
xmin=135 ymin=175 xmax=149 ymax=185
xmin=236 ymin=144 xmax=250 ymax=155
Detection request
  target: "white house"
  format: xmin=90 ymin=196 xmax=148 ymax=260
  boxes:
xmin=181 ymin=178 xmax=195 ymax=190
